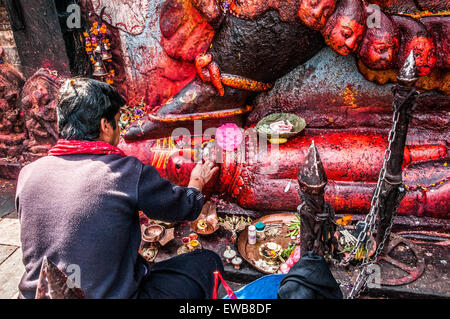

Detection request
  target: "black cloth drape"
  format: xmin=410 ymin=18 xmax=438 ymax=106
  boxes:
xmin=137 ymin=249 xmax=224 ymax=299
xmin=277 ymin=251 xmax=343 ymax=299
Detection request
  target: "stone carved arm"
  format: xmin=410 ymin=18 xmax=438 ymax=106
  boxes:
xmin=160 ymin=0 xmax=223 ymax=62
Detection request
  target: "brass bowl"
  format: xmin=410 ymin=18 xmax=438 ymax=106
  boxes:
xmin=190 ymin=201 xmax=219 ymax=235
xmin=142 ymin=224 xmax=165 ymax=243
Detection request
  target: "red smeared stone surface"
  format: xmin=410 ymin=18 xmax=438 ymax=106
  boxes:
xmin=0 ymin=160 xmax=22 ymax=180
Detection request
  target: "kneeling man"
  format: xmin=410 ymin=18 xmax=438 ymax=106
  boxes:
xmin=16 ymin=78 xmax=222 ymax=299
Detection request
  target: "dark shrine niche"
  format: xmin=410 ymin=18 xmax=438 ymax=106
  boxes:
xmin=53 ymin=0 xmax=89 ymax=76
xmin=3 ymin=0 xmax=75 ymax=78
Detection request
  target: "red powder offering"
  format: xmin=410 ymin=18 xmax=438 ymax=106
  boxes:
xmin=182 ymin=237 xmax=189 ymax=244
xmin=189 ymin=233 xmax=197 ymax=240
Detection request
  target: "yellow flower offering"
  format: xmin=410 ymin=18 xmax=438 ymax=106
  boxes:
xmin=190 ymin=239 xmax=199 ymax=248
xmin=197 ymin=219 xmax=207 ymax=230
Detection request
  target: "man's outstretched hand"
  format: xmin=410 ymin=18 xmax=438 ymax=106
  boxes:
xmin=188 ymin=159 xmax=219 ymax=192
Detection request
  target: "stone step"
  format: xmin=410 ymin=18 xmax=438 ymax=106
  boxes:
xmin=0 ymin=248 xmax=24 ymax=299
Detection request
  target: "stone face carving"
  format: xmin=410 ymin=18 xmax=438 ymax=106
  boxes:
xmin=358 ymin=11 xmax=400 ymax=70
xmin=321 ymin=0 xmax=366 ymax=56
xmin=421 ymin=16 xmax=450 ymax=70
xmin=297 ymin=0 xmax=336 ymax=31
xmin=391 ymin=15 xmax=437 ymax=77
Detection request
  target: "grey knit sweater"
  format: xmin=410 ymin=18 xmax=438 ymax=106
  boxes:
xmin=16 ymin=154 xmax=204 ymax=299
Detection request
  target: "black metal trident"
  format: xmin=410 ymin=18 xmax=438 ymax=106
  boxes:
xmin=374 ymin=50 xmax=419 ymax=254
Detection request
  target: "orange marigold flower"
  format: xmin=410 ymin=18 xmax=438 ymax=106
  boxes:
xmin=336 ymin=215 xmax=353 ymax=226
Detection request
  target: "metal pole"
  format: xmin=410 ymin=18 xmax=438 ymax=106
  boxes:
xmin=375 ymin=50 xmax=419 ymax=253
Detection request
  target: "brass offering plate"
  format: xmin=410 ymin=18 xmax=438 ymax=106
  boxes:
xmin=237 ymin=213 xmax=299 ymax=274
xmin=191 ymin=218 xmax=219 ymax=235
xmin=190 ymin=201 xmax=219 ymax=235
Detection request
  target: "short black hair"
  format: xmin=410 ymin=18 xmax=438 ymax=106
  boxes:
xmin=57 ymin=78 xmax=126 ymax=141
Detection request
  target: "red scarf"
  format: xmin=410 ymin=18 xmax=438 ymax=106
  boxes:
xmin=48 ymin=140 xmax=125 ymax=157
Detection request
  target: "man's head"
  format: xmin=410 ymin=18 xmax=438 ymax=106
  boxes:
xmin=298 ymin=0 xmax=337 ymax=31
xmin=321 ymin=0 xmax=366 ymax=55
xmin=358 ymin=13 xmax=399 ymax=69
xmin=57 ymin=78 xmax=126 ymax=146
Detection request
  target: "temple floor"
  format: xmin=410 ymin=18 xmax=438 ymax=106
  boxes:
xmin=0 ymin=179 xmax=22 ymax=299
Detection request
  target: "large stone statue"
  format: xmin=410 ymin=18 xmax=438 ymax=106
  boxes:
xmin=122 ymin=0 xmax=449 ymax=141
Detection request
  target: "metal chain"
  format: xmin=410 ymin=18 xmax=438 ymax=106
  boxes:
xmin=347 ymin=106 xmax=401 ymax=299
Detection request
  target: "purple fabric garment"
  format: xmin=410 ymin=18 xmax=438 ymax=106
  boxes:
xmin=16 ymin=154 xmax=204 ymax=299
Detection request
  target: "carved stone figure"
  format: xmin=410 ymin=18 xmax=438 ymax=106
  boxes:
xmin=297 ymin=0 xmax=336 ymax=31
xmin=358 ymin=11 xmax=399 ymax=70
xmin=0 ymin=62 xmax=25 ymax=134
xmin=122 ymin=0 xmax=449 ymax=142
xmin=321 ymin=0 xmax=366 ymax=56
xmin=0 ymin=61 xmax=26 ymax=159
xmin=19 ymin=69 xmax=63 ymax=158
xmin=391 ymin=15 xmax=437 ymax=77
xmin=421 ymin=16 xmax=450 ymax=70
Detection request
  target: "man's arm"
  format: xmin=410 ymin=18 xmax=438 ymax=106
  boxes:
xmin=137 ymin=165 xmax=204 ymax=222
xmin=137 ymin=160 xmax=218 ymax=222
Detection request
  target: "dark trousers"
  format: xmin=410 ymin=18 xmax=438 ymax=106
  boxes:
xmin=137 ymin=249 xmax=224 ymax=299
